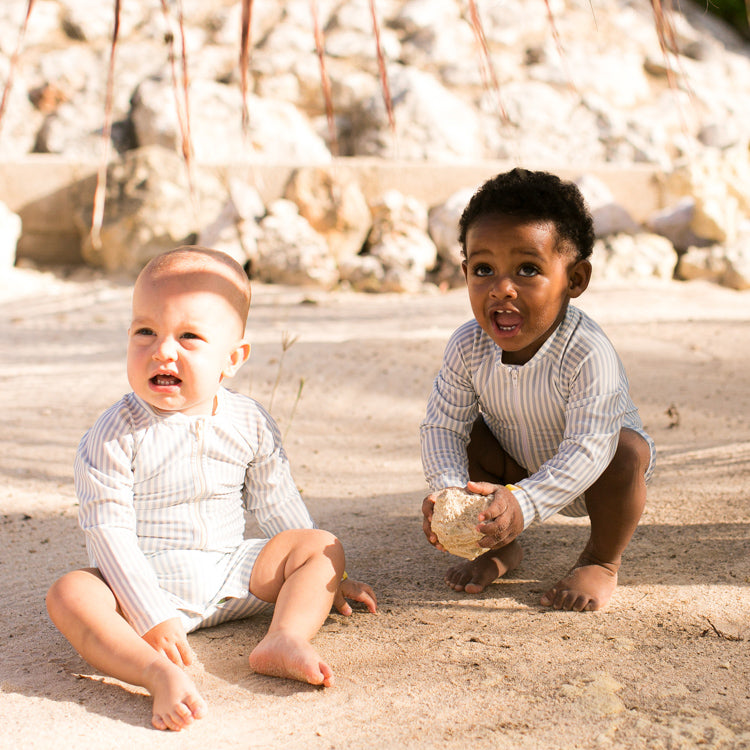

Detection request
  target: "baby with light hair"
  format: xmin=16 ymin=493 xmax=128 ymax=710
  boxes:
xmin=47 ymin=246 xmax=376 ymax=731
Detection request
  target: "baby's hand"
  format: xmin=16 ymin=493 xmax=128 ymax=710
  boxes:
xmin=143 ymin=617 xmax=194 ymax=668
xmin=421 ymin=491 xmax=447 ymax=551
xmin=468 ymin=480 xmax=524 ymax=549
xmin=333 ymin=577 xmax=377 ymax=616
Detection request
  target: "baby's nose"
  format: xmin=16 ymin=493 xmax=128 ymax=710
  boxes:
xmin=491 ymin=276 xmax=517 ymax=298
xmin=152 ymin=337 xmax=178 ymax=361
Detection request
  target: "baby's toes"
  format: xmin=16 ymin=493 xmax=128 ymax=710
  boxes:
xmin=175 ymin=701 xmax=198 ymax=727
xmin=444 ymin=565 xmax=470 ymax=590
xmin=186 ymin=694 xmax=208 ymax=721
xmin=151 ymin=713 xmax=168 ymax=731
xmin=153 ymin=710 xmax=183 ymax=732
xmin=560 ymin=591 xmax=586 ymax=611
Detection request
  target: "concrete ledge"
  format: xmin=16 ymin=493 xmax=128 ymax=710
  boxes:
xmin=0 ymin=156 xmax=665 ymax=266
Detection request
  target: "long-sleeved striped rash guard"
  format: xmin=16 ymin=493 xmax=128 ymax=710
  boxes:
xmin=75 ymin=387 xmax=315 ymax=635
xmin=420 ymin=305 xmax=655 ymax=529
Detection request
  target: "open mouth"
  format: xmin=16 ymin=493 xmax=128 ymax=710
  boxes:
xmin=150 ymin=374 xmax=181 ymax=387
xmin=492 ymin=309 xmax=522 ymax=333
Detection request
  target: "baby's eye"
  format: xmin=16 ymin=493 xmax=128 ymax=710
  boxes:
xmin=472 ymin=263 xmax=493 ymax=277
xmin=517 ymin=264 xmax=540 ymax=277
xmin=133 ymin=327 xmax=155 ymax=336
xmin=180 ymin=332 xmax=199 ymax=340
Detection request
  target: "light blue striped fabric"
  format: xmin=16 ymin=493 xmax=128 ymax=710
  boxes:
xmin=75 ymin=387 xmax=314 ymax=635
xmin=420 ymin=305 xmax=655 ymax=528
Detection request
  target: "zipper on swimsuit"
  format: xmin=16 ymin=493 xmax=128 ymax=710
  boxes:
xmin=510 ymin=367 xmax=533 ymax=471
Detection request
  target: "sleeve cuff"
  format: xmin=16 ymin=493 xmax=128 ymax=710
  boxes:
xmin=509 ymin=485 xmax=536 ymax=529
xmin=129 ymin=605 xmax=182 ymax=637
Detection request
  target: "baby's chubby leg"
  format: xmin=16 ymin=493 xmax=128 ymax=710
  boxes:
xmin=247 ymin=529 xmax=344 ymax=687
xmin=541 ymin=428 xmax=651 ymax=611
xmin=46 ymin=568 xmax=206 ymax=731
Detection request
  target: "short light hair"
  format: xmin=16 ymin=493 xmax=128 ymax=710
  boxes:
xmin=138 ymin=246 xmax=251 ymax=331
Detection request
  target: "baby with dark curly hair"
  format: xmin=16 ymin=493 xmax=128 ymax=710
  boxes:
xmin=421 ymin=169 xmax=655 ymax=611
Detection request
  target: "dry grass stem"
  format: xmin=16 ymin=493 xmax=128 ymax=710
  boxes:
xmin=268 ymin=330 xmax=300 ymax=414
xmin=284 ymin=378 xmax=306 ymax=441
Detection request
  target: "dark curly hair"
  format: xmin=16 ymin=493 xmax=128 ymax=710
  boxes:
xmin=458 ymin=169 xmax=595 ymax=260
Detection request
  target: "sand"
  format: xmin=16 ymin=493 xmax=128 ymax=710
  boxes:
xmin=1 ymin=266 xmax=749 ymax=749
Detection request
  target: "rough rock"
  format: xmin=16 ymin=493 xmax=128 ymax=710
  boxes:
xmin=74 ymin=145 xmax=227 ymax=273
xmin=646 ymin=197 xmax=711 ymax=252
xmin=593 ymin=232 xmax=677 ymax=283
xmin=0 ymin=200 xmax=22 ymax=269
xmin=663 ymin=147 xmax=750 ymax=245
xmin=338 ymin=254 xmax=386 ymax=293
xmin=58 ymin=0 xmax=142 ymax=42
xmin=431 ymin=487 xmax=491 ymax=560
xmin=2 ymin=0 xmax=750 ymax=167
xmin=255 ymin=199 xmax=339 ymax=288
xmin=366 ymin=189 xmax=437 ymax=284
xmin=0 ymin=63 xmax=42 ymax=158
xmin=576 ymin=174 xmax=642 ymax=238
xmin=427 ymin=186 xmax=474 ymax=287
xmin=196 ymin=179 xmax=265 ymax=268
xmin=131 ymin=76 xmax=331 ymax=164
xmin=283 ymin=168 xmax=371 ymax=263
xmin=1 ymin=0 xmax=750 ymax=291
xmin=676 ymin=237 xmax=750 ymax=291
xmin=345 ymin=65 xmax=486 ymax=161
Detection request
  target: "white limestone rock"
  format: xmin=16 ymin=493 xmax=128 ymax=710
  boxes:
xmin=0 ymin=200 xmax=22 ymax=269
xmin=431 ymin=487 xmax=490 ymax=560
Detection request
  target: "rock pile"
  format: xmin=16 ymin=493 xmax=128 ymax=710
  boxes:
xmin=0 ymin=0 xmax=748 ymax=288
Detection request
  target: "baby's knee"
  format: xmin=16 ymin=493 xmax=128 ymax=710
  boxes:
xmin=46 ymin=570 xmax=84 ymax=619
xmin=308 ymin=529 xmax=344 ymax=567
xmin=46 ymin=568 xmax=107 ymax=618
xmin=282 ymin=528 xmax=344 ymax=569
xmin=46 ymin=576 xmax=65 ymax=616
xmin=302 ymin=527 xmax=340 ymax=549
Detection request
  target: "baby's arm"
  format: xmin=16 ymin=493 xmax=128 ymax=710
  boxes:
xmin=76 ymin=418 xmax=183 ymax=637
xmin=512 ymin=347 xmax=625 ymax=524
xmin=420 ymin=326 xmax=481 ymax=495
xmin=420 ymin=331 xmax=484 ymax=546
xmin=243 ymin=408 xmax=316 ymax=535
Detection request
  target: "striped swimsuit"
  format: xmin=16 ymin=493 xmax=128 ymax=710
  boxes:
xmin=75 ymin=387 xmax=315 ymax=635
xmin=420 ymin=305 xmax=655 ymax=529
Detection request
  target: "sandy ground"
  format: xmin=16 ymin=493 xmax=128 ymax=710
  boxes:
xmin=1 ymin=265 xmax=749 ymax=750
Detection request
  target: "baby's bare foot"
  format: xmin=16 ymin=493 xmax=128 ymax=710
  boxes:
xmin=445 ymin=540 xmax=523 ymax=594
xmin=540 ymin=561 xmax=618 ymax=612
xmin=144 ymin=659 xmax=207 ymax=731
xmin=249 ymin=631 xmax=333 ymax=687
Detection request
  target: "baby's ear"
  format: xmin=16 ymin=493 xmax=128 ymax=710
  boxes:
xmin=224 ymin=340 xmax=251 ymax=377
xmin=568 ymin=258 xmax=592 ymax=298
